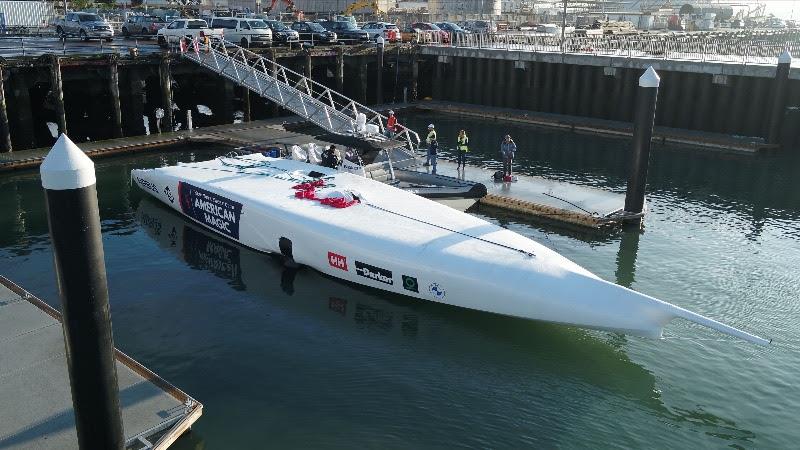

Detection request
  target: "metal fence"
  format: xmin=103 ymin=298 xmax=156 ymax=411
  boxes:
xmin=433 ymin=32 xmax=800 ymax=66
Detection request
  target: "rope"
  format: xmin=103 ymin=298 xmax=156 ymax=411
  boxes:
xmin=542 ymin=192 xmax=600 ymax=217
xmin=365 ymin=203 xmax=535 ymax=258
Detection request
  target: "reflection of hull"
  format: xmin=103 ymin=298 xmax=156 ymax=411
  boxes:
xmin=131 ymin=154 xmax=768 ymax=345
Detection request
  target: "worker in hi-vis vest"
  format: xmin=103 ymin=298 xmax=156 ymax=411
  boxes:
xmin=424 ymin=124 xmax=437 ymax=169
xmin=456 ymin=130 xmax=469 ymax=169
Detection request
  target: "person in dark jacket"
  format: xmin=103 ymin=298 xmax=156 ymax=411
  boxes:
xmin=499 ymin=135 xmax=516 ymax=177
xmin=321 ymin=145 xmax=340 ymax=169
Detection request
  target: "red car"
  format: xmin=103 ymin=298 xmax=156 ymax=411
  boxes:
xmin=410 ymin=22 xmax=450 ymax=44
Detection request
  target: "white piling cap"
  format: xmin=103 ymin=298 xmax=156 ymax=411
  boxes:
xmin=40 ymin=134 xmax=96 ymax=190
xmin=639 ymin=66 xmax=661 ymax=88
xmin=779 ymin=50 xmax=792 ymax=64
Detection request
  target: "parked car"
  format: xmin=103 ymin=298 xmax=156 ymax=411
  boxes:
xmin=319 ymin=20 xmax=369 ymax=44
xmin=361 ymin=22 xmax=399 ymax=42
xmin=410 ymin=22 xmax=450 ymax=43
xmin=157 ymin=19 xmax=223 ymax=48
xmin=461 ymin=20 xmax=496 ymax=33
xmin=263 ymin=20 xmax=300 ymax=45
xmin=210 ymin=17 xmax=273 ymax=47
xmin=290 ymin=21 xmax=337 ymax=45
xmin=54 ymin=12 xmax=114 ymax=41
xmin=435 ymin=22 xmax=469 ymax=35
xmin=122 ymin=15 xmax=165 ymax=37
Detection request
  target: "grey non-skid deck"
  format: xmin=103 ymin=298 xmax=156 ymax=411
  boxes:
xmin=0 ymin=278 xmax=202 ymax=450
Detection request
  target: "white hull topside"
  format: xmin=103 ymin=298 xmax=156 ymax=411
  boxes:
xmin=131 ymin=154 xmax=769 ymax=345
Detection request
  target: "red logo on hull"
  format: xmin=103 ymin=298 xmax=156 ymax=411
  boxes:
xmin=328 ymin=252 xmax=348 ymax=271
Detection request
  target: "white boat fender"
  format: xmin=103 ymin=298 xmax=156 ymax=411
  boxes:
xmin=306 ymin=143 xmax=322 ymax=165
xmin=356 ymin=113 xmax=367 ymax=133
xmin=291 ymin=145 xmax=307 ymax=162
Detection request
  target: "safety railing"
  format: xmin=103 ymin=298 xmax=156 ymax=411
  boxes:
xmin=444 ymin=32 xmax=800 ymax=66
xmin=178 ymin=37 xmax=420 ymax=152
xmin=0 ymin=35 xmax=141 ymax=56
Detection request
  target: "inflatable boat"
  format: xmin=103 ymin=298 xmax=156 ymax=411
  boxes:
xmin=131 ymin=153 xmax=769 ymax=345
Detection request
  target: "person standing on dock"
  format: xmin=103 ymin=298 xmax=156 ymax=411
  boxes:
xmin=456 ymin=130 xmax=469 ymax=170
xmin=500 ymin=134 xmax=516 ymax=179
xmin=424 ymin=124 xmax=437 ymax=168
xmin=385 ymin=110 xmax=398 ymax=138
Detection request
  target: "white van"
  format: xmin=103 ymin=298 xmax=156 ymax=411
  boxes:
xmin=210 ymin=17 xmax=273 ymax=47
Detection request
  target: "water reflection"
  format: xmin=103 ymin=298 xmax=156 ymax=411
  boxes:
xmin=615 ymin=229 xmax=642 ymax=288
xmin=136 ymin=199 xmax=754 ymax=447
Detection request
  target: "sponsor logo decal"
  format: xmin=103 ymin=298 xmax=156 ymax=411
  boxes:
xmin=135 ymin=176 xmax=159 ymax=195
xmin=164 ymin=186 xmax=175 ymax=204
xmin=428 ymin=282 xmax=446 ymax=300
xmin=402 ymin=275 xmax=419 ymax=293
xmin=179 ymin=182 xmax=243 ymax=239
xmin=354 ymin=261 xmax=393 ymax=285
xmin=328 ymin=252 xmax=348 ymax=271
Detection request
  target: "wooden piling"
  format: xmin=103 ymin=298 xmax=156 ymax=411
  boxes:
xmin=108 ymin=55 xmax=123 ymax=138
xmin=268 ymin=49 xmax=280 ymax=117
xmin=335 ymin=46 xmax=344 ymax=93
xmin=304 ymin=49 xmax=312 ymax=78
xmin=359 ymin=57 xmax=368 ymax=103
xmin=243 ymin=88 xmax=251 ymax=122
xmin=158 ymin=56 xmax=173 ymax=132
xmin=49 ymin=54 xmax=67 ymax=135
xmin=0 ymin=65 xmax=11 ymax=152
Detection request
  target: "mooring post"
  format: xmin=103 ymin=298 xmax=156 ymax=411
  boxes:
xmin=359 ymin=57 xmax=368 ymax=103
xmin=376 ymin=36 xmax=384 ymax=105
xmin=304 ymin=49 xmax=312 ymax=78
xmin=268 ymin=49 xmax=280 ymax=117
xmin=243 ymin=88 xmax=251 ymax=122
xmin=767 ymin=50 xmax=791 ymax=145
xmin=108 ymin=55 xmax=123 ymax=138
xmin=159 ymin=56 xmax=173 ymax=132
xmin=411 ymin=51 xmax=419 ymax=102
xmin=335 ymin=46 xmax=344 ymax=93
xmin=40 ymin=134 xmax=124 ymax=450
xmin=624 ymin=66 xmax=660 ymax=215
xmin=49 ymin=54 xmax=67 ymax=135
xmin=186 ymin=109 xmax=193 ymax=131
xmin=0 ymin=65 xmax=12 ymax=152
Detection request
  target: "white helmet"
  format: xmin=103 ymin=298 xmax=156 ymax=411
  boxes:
xmin=427 ymin=124 xmax=435 ymax=129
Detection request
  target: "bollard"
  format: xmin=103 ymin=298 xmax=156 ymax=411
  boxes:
xmin=624 ymin=66 xmax=660 ymax=215
xmin=376 ymin=36 xmax=384 ymax=105
xmin=187 ymin=109 xmax=193 ymax=130
xmin=40 ymin=134 xmax=124 ymax=450
xmin=767 ymin=50 xmax=791 ymax=145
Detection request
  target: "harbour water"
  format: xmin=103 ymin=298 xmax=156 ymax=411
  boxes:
xmin=1 ymin=113 xmax=799 ymax=448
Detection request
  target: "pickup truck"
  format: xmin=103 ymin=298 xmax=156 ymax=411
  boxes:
xmin=156 ymin=19 xmax=223 ymax=48
xmin=54 ymin=12 xmax=114 ymax=41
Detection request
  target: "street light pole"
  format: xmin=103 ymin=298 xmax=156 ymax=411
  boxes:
xmin=561 ymin=0 xmax=567 ymax=51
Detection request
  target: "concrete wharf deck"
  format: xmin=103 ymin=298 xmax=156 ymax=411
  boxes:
xmin=0 ymin=277 xmax=202 ymax=450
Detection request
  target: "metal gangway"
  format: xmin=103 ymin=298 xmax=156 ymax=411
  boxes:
xmin=178 ymin=38 xmax=420 ymax=152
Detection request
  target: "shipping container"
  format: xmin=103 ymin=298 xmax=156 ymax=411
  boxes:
xmin=0 ymin=1 xmax=56 ymax=28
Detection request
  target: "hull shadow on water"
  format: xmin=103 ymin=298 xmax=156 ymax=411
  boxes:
xmin=136 ymin=198 xmax=755 ymax=447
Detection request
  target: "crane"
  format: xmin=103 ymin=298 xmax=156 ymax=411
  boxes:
xmin=265 ymin=0 xmax=297 ymax=14
xmin=343 ymin=0 xmax=386 ymax=18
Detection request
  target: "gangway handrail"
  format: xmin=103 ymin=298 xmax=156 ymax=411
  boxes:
xmin=177 ymin=37 xmax=420 ymax=152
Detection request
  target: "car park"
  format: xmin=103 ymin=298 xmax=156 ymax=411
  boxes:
xmin=290 ymin=21 xmax=337 ymax=45
xmin=319 ymin=20 xmax=369 ymax=44
xmin=435 ymin=21 xmax=469 ymax=36
xmin=210 ymin=17 xmax=273 ymax=47
xmin=361 ymin=22 xmax=399 ymax=42
xmin=122 ymin=16 xmax=166 ymax=36
xmin=263 ymin=20 xmax=300 ymax=45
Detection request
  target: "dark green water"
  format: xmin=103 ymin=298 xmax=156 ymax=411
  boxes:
xmin=2 ymin=113 xmax=799 ymax=448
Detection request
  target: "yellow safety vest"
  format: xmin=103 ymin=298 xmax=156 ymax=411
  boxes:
xmin=457 ymin=135 xmax=469 ymax=151
xmin=426 ymin=130 xmax=437 ymax=144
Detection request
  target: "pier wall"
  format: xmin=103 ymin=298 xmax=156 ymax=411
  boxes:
xmin=0 ymin=46 xmax=418 ymax=152
xmin=420 ymin=47 xmax=800 ymax=147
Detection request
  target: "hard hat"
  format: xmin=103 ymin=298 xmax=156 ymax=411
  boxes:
xmin=388 ymin=110 xmax=394 ymax=115
xmin=428 ymin=124 xmax=434 ymax=128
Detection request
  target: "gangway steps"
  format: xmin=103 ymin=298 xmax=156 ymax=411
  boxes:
xmin=178 ymin=38 xmax=420 ymax=151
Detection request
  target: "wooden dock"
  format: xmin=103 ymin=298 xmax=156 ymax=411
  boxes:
xmin=0 ymin=277 xmax=202 ymax=450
